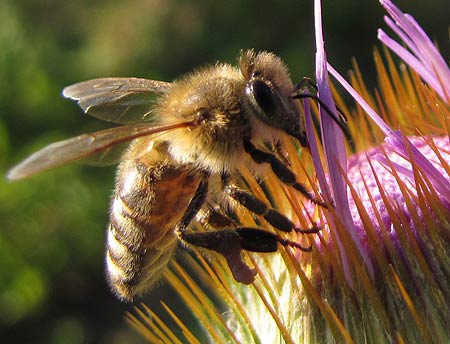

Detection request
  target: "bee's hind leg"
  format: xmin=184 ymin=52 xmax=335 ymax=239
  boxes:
xmin=175 ymin=178 xmax=257 ymax=284
xmin=180 ymin=225 xmax=312 ymax=284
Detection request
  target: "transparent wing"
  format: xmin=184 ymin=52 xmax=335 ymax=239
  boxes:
xmin=8 ymin=121 xmax=192 ymax=180
xmin=83 ymin=141 xmax=130 ymax=167
xmin=84 ymin=130 xmax=169 ymax=167
xmin=63 ymin=77 xmax=172 ymax=124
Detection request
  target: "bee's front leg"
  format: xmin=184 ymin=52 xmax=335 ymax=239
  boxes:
xmin=242 ymin=139 xmax=328 ymax=208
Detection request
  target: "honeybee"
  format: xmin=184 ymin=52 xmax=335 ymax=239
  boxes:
xmin=8 ymin=50 xmax=324 ymax=301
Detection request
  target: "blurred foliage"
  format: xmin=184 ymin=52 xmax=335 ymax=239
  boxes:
xmin=0 ymin=0 xmax=447 ymax=342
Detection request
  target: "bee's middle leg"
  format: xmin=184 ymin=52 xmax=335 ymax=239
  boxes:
xmin=221 ymin=174 xmax=320 ymax=235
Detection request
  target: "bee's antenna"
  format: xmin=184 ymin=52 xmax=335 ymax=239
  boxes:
xmin=293 ymin=77 xmax=354 ymax=149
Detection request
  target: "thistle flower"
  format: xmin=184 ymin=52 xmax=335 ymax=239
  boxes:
xmin=128 ymin=1 xmax=450 ymax=343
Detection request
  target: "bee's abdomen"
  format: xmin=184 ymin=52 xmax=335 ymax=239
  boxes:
xmin=105 ymin=149 xmax=200 ymax=301
xmin=106 ymin=196 xmax=178 ymax=301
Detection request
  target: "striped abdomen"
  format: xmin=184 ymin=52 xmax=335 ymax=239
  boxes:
xmin=105 ymin=140 xmax=200 ymax=300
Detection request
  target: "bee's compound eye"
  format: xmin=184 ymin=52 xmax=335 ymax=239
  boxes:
xmin=246 ymin=77 xmax=303 ymax=141
xmin=249 ymin=79 xmax=277 ymax=119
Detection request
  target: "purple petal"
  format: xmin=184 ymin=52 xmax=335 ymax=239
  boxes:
xmin=384 ymin=133 xmax=450 ymax=201
xmin=379 ymin=0 xmax=450 ymax=101
xmin=327 ymin=63 xmax=450 ymax=202
xmin=314 ymin=0 xmax=373 ymax=282
xmin=378 ymin=28 xmax=439 ymax=91
xmin=327 ymin=63 xmax=393 ymax=136
xmin=303 ymin=94 xmax=331 ymax=201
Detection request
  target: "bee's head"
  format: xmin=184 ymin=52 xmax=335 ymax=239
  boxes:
xmin=240 ymin=50 xmax=307 ymax=146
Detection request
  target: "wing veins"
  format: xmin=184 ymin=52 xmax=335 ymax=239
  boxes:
xmin=63 ymin=78 xmax=172 ymax=124
xmin=8 ymin=121 xmax=193 ymax=180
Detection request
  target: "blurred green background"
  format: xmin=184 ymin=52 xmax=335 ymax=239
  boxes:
xmin=1 ymin=0 xmax=447 ymax=342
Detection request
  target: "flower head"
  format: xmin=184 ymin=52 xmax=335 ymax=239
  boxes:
xmin=129 ymin=1 xmax=450 ymax=342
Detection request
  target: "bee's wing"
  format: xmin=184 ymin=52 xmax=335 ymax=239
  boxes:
xmin=63 ymin=78 xmax=172 ymax=124
xmin=83 ymin=141 xmax=131 ymax=167
xmin=8 ymin=121 xmax=192 ymax=180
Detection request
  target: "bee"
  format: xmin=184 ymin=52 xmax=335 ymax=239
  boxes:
xmin=8 ymin=50 xmax=324 ymax=301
